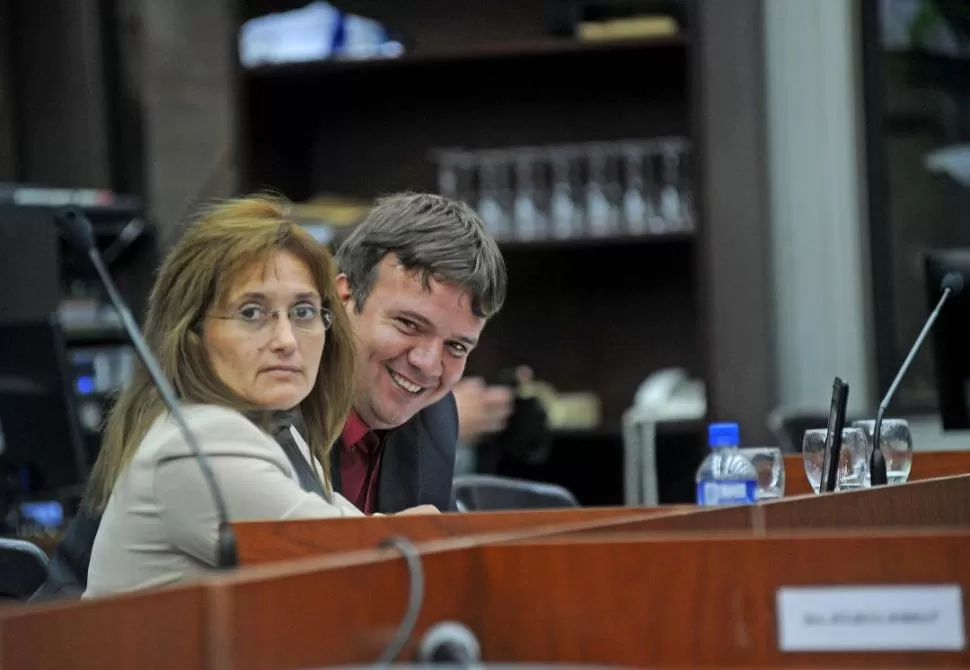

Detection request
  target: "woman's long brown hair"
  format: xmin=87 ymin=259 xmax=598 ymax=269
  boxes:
xmin=84 ymin=194 xmax=356 ymax=511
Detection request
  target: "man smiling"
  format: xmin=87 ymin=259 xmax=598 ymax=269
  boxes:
xmin=331 ymin=192 xmax=506 ymax=514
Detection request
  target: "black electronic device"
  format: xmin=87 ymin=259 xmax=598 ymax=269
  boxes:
xmin=924 ymin=251 xmax=970 ymax=431
xmin=0 ymin=315 xmax=90 ymax=531
xmin=0 ymin=184 xmax=153 ymax=329
xmin=820 ymin=377 xmax=849 ymax=494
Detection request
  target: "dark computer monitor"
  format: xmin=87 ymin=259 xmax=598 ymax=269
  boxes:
xmin=925 ymin=250 xmax=970 ymax=430
xmin=0 ymin=315 xmax=90 ymax=507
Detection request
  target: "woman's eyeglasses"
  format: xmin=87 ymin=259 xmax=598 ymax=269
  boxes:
xmin=210 ymin=304 xmax=333 ymax=334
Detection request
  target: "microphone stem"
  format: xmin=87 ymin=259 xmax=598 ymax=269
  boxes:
xmin=88 ymin=249 xmax=238 ymax=569
xmin=871 ymin=287 xmax=952 ymax=484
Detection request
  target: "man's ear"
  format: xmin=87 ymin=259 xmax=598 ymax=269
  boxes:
xmin=335 ymin=273 xmax=353 ymax=306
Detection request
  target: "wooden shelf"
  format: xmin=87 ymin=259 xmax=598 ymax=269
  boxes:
xmin=497 ymin=230 xmax=694 ymax=252
xmin=244 ymin=35 xmax=689 ymax=79
xmin=322 ymin=225 xmax=694 ymax=252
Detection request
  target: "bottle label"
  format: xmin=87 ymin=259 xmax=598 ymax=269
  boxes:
xmin=696 ymin=480 xmax=758 ymax=506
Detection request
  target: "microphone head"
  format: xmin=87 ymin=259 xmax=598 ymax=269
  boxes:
xmin=417 ymin=621 xmax=481 ymax=664
xmin=54 ymin=207 xmax=97 ymax=252
xmin=941 ymin=272 xmax=964 ymax=296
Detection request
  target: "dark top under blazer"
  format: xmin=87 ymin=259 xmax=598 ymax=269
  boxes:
xmin=31 ymin=393 xmax=459 ymax=601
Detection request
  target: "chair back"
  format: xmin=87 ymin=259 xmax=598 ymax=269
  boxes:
xmin=0 ymin=537 xmax=49 ymax=601
xmin=453 ymin=474 xmax=579 ymax=511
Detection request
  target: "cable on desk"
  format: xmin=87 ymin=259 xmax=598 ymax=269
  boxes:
xmin=375 ymin=535 xmax=424 ymax=668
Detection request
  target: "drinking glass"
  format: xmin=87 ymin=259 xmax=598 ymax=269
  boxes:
xmin=476 ymin=150 xmax=511 ymax=240
xmin=511 ymin=147 xmax=547 ymax=241
xmin=802 ymin=427 xmax=868 ymax=493
xmin=738 ymin=447 xmax=785 ymax=500
xmin=548 ymin=146 xmax=583 ymax=239
xmin=851 ymin=418 xmax=914 ymax=485
xmin=434 ymin=148 xmax=460 ymax=199
xmin=620 ymin=142 xmax=648 ymax=235
xmin=584 ymin=143 xmax=618 ymax=237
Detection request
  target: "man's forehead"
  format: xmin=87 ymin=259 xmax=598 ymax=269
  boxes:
xmin=373 ymin=259 xmax=483 ymax=334
xmin=379 ymin=259 xmax=471 ymax=306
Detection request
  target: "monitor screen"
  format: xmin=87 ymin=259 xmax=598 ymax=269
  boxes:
xmin=0 ymin=315 xmax=90 ymax=498
xmin=925 ymin=250 xmax=970 ymax=431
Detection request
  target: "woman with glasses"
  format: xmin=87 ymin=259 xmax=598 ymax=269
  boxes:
xmin=83 ymin=195 xmax=375 ymax=597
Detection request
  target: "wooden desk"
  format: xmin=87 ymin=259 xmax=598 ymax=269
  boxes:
xmin=6 ymin=528 xmax=968 ymax=669
xmin=0 ymin=584 xmax=208 ymax=670
xmin=785 ymin=449 xmax=970 ymax=495
xmin=6 ymin=476 xmax=970 ymax=668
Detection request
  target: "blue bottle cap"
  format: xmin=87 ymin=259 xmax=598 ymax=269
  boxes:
xmin=708 ymin=422 xmax=740 ymax=447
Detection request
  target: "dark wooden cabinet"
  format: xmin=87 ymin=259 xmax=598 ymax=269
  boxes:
xmin=239 ymin=0 xmax=698 ymax=425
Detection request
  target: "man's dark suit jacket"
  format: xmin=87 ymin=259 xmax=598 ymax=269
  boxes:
xmin=31 ymin=394 xmax=459 ymax=601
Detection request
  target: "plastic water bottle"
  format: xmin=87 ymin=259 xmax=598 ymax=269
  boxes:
xmin=695 ymin=422 xmax=758 ymax=506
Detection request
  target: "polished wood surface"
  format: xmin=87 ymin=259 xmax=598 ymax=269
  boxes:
xmin=784 ymin=449 xmax=970 ymax=496
xmin=3 ymin=511 xmax=969 ymax=667
xmin=0 ymin=584 xmax=207 ymax=670
xmin=235 ymin=474 xmax=970 ymax=569
xmin=477 ymin=531 xmax=970 ymax=667
xmin=763 ymin=473 xmax=970 ymax=530
xmin=550 ymin=473 xmax=970 ymax=540
xmin=234 ymin=506 xmax=676 ymax=565
xmin=6 ymin=476 xmax=970 ymax=668
xmin=211 ymin=530 xmax=970 ymax=668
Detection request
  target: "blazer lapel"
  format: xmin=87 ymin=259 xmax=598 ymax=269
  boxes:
xmin=274 ymin=426 xmax=325 ymax=497
xmin=377 ymin=419 xmax=424 ymax=513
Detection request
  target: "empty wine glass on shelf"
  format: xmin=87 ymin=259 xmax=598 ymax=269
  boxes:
xmin=802 ymin=427 xmax=868 ymax=493
xmin=659 ymin=139 xmax=688 ymax=230
xmin=621 ymin=141 xmax=649 ymax=235
xmin=434 ymin=148 xmax=460 ymax=200
xmin=584 ymin=143 xmax=619 ymax=237
xmin=548 ymin=146 xmax=583 ymax=239
xmin=643 ymin=142 xmax=668 ymax=234
xmin=453 ymin=150 xmax=477 ymax=207
xmin=432 ymin=136 xmax=694 ymax=243
xmin=673 ymin=139 xmax=696 ymax=231
xmin=511 ymin=147 xmax=548 ymax=241
xmin=476 ymin=150 xmax=512 ymax=240
xmin=432 ymin=148 xmax=477 ymax=206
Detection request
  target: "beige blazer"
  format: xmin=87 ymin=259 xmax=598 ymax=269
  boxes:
xmin=84 ymin=404 xmax=361 ymax=598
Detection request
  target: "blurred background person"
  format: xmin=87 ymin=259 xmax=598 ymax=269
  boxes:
xmin=454 ymin=365 xmax=553 ymax=476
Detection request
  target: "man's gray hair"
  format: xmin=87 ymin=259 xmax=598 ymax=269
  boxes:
xmin=335 ymin=192 xmax=507 ymax=319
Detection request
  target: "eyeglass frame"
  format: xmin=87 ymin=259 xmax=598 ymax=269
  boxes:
xmin=207 ymin=304 xmax=334 ymax=334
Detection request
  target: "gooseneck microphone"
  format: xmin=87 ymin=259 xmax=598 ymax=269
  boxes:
xmin=870 ymin=271 xmax=964 ymax=486
xmin=54 ymin=207 xmax=238 ymax=569
xmin=417 ymin=621 xmax=481 ymax=665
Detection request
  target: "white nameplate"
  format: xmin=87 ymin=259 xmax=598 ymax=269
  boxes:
xmin=777 ymin=585 xmax=966 ymax=652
